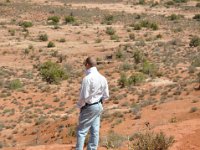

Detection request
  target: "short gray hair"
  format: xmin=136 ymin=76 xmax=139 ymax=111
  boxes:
xmin=85 ymin=57 xmax=96 ymax=67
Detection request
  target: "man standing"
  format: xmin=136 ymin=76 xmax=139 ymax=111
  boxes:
xmin=76 ymin=57 xmax=109 ymax=150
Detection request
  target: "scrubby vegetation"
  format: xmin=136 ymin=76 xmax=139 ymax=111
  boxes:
xmin=193 ymin=14 xmax=200 ymax=21
xmin=39 ymin=61 xmax=68 ymax=84
xmin=65 ymin=15 xmax=76 ymax=24
xmin=9 ymin=79 xmax=23 ymax=90
xmin=39 ymin=34 xmax=48 ymax=41
xmin=19 ymin=21 xmax=33 ymax=28
xmin=189 ymin=36 xmax=200 ymax=47
xmin=0 ymin=0 xmax=199 ymax=149
xmin=47 ymin=41 xmax=55 ymax=48
xmin=131 ymin=132 xmax=175 ymax=150
xmin=47 ymin=16 xmax=60 ymax=24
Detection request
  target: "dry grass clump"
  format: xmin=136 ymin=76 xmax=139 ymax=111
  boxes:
xmin=131 ymin=132 xmax=175 ymax=150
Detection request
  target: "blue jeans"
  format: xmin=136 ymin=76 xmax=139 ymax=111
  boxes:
xmin=76 ymin=103 xmax=103 ymax=150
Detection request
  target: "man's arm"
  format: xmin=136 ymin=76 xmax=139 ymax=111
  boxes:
xmin=102 ymin=79 xmax=109 ymax=102
xmin=77 ymin=78 xmax=90 ymax=108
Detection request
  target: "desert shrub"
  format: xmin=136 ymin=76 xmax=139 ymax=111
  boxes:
xmin=133 ymin=24 xmax=142 ymax=30
xmin=115 ymin=49 xmax=124 ymax=59
xmin=193 ymin=14 xmax=200 ymax=21
xmin=129 ymin=33 xmax=135 ymax=40
xmin=165 ymin=1 xmax=175 ymax=5
xmin=120 ymin=62 xmax=132 ymax=71
xmin=39 ymin=61 xmax=68 ymax=84
xmin=47 ymin=16 xmax=60 ymax=24
xmin=134 ymin=20 xmax=158 ymax=30
xmin=65 ymin=15 xmax=76 ymax=24
xmin=128 ymin=73 xmax=146 ymax=86
xmin=131 ymin=103 xmax=141 ymax=115
xmin=8 ymin=29 xmax=15 ymax=36
xmin=9 ymin=79 xmax=23 ymax=90
xmin=139 ymin=0 xmax=145 ymax=5
xmin=103 ymin=14 xmax=114 ymax=25
xmin=106 ymin=27 xmax=116 ymax=35
xmin=189 ymin=36 xmax=200 ymax=47
xmin=59 ymin=38 xmax=66 ymax=42
xmin=35 ymin=116 xmax=46 ymax=125
xmin=168 ymin=14 xmax=182 ymax=20
xmin=19 ymin=21 xmax=33 ymax=28
xmin=141 ymin=61 xmax=158 ymax=77
xmin=67 ymin=125 xmax=76 ymax=137
xmin=196 ymin=3 xmax=200 ymax=7
xmin=140 ymin=20 xmax=150 ymax=28
xmin=140 ymin=20 xmax=158 ymax=30
xmin=3 ymin=108 xmax=15 ymax=116
xmin=95 ymin=38 xmax=102 ymax=43
xmin=150 ymin=22 xmax=159 ymax=30
xmin=113 ymin=111 xmax=124 ymax=118
xmin=189 ymin=107 xmax=198 ymax=113
xmin=191 ymin=56 xmax=200 ymax=67
xmin=101 ymin=131 xmax=126 ymax=149
xmin=132 ymin=132 xmax=174 ymax=150
xmin=173 ymin=0 xmax=187 ymax=3
xmin=110 ymin=34 xmax=119 ymax=41
xmin=47 ymin=41 xmax=55 ymax=48
xmin=0 ymin=141 xmax=2 ymax=148
xmin=133 ymin=50 xmax=144 ymax=64
xmin=118 ymin=73 xmax=128 ymax=88
xmin=39 ymin=33 xmax=48 ymax=41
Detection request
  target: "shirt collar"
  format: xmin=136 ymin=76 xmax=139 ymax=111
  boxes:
xmin=85 ymin=67 xmax=98 ymax=75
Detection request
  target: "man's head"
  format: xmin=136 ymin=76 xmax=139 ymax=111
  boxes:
xmin=84 ymin=57 xmax=97 ymax=69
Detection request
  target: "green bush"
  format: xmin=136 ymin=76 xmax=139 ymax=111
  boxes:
xmin=141 ymin=20 xmax=158 ymax=30
xmin=173 ymin=0 xmax=187 ymax=3
xmin=140 ymin=20 xmax=151 ymax=28
xmin=19 ymin=21 xmax=33 ymax=28
xmin=39 ymin=61 xmax=68 ymax=84
xmin=115 ymin=49 xmax=123 ymax=59
xmin=189 ymin=36 xmax=200 ymax=47
xmin=129 ymin=33 xmax=135 ymax=40
xmin=103 ymin=14 xmax=114 ymax=25
xmin=39 ymin=34 xmax=48 ymax=41
xmin=141 ymin=61 xmax=158 ymax=77
xmin=196 ymin=3 xmax=200 ymax=7
xmin=65 ymin=15 xmax=76 ymax=24
xmin=193 ymin=14 xmax=200 ymax=21
xmin=192 ymin=56 xmax=200 ymax=67
xmin=132 ymin=132 xmax=174 ymax=150
xmin=168 ymin=14 xmax=182 ymax=20
xmin=106 ymin=27 xmax=116 ymax=35
xmin=110 ymin=34 xmax=119 ymax=41
xmin=47 ymin=16 xmax=60 ymax=24
xmin=133 ymin=50 xmax=144 ymax=64
xmin=165 ymin=1 xmax=175 ymax=5
xmin=59 ymin=38 xmax=66 ymax=43
xmin=118 ymin=73 xmax=128 ymax=88
xmin=139 ymin=0 xmax=145 ymax=5
xmin=47 ymin=41 xmax=55 ymax=48
xmin=189 ymin=107 xmax=198 ymax=113
xmin=128 ymin=73 xmax=145 ymax=86
xmin=134 ymin=24 xmax=142 ymax=30
xmin=9 ymin=79 xmax=23 ymax=90
xmin=8 ymin=29 xmax=15 ymax=36
xmin=120 ymin=62 xmax=132 ymax=71
xmin=134 ymin=20 xmax=158 ymax=30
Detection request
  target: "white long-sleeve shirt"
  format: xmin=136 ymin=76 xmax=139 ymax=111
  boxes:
xmin=77 ymin=67 xmax=109 ymax=108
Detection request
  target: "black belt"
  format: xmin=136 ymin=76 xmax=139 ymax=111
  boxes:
xmin=81 ymin=99 xmax=103 ymax=110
